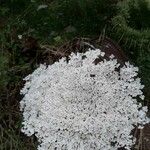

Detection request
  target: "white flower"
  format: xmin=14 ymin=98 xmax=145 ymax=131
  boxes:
xmin=37 ymin=5 xmax=48 ymax=11
xmin=18 ymin=35 xmax=22 ymax=39
xmin=110 ymin=54 xmax=115 ymax=59
xmin=20 ymin=46 xmax=149 ymax=150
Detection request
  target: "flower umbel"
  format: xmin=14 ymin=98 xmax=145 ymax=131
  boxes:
xmin=20 ymin=48 xmax=149 ymax=150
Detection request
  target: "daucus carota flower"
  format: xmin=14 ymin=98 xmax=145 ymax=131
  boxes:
xmin=20 ymin=47 xmax=149 ymax=150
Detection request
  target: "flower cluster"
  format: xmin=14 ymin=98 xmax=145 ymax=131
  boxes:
xmin=20 ymin=48 xmax=149 ymax=150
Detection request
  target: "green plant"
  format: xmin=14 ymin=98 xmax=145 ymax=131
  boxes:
xmin=48 ymin=0 xmax=117 ymax=35
xmin=110 ymin=0 xmax=150 ymax=87
xmin=0 ymin=54 xmax=9 ymax=87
